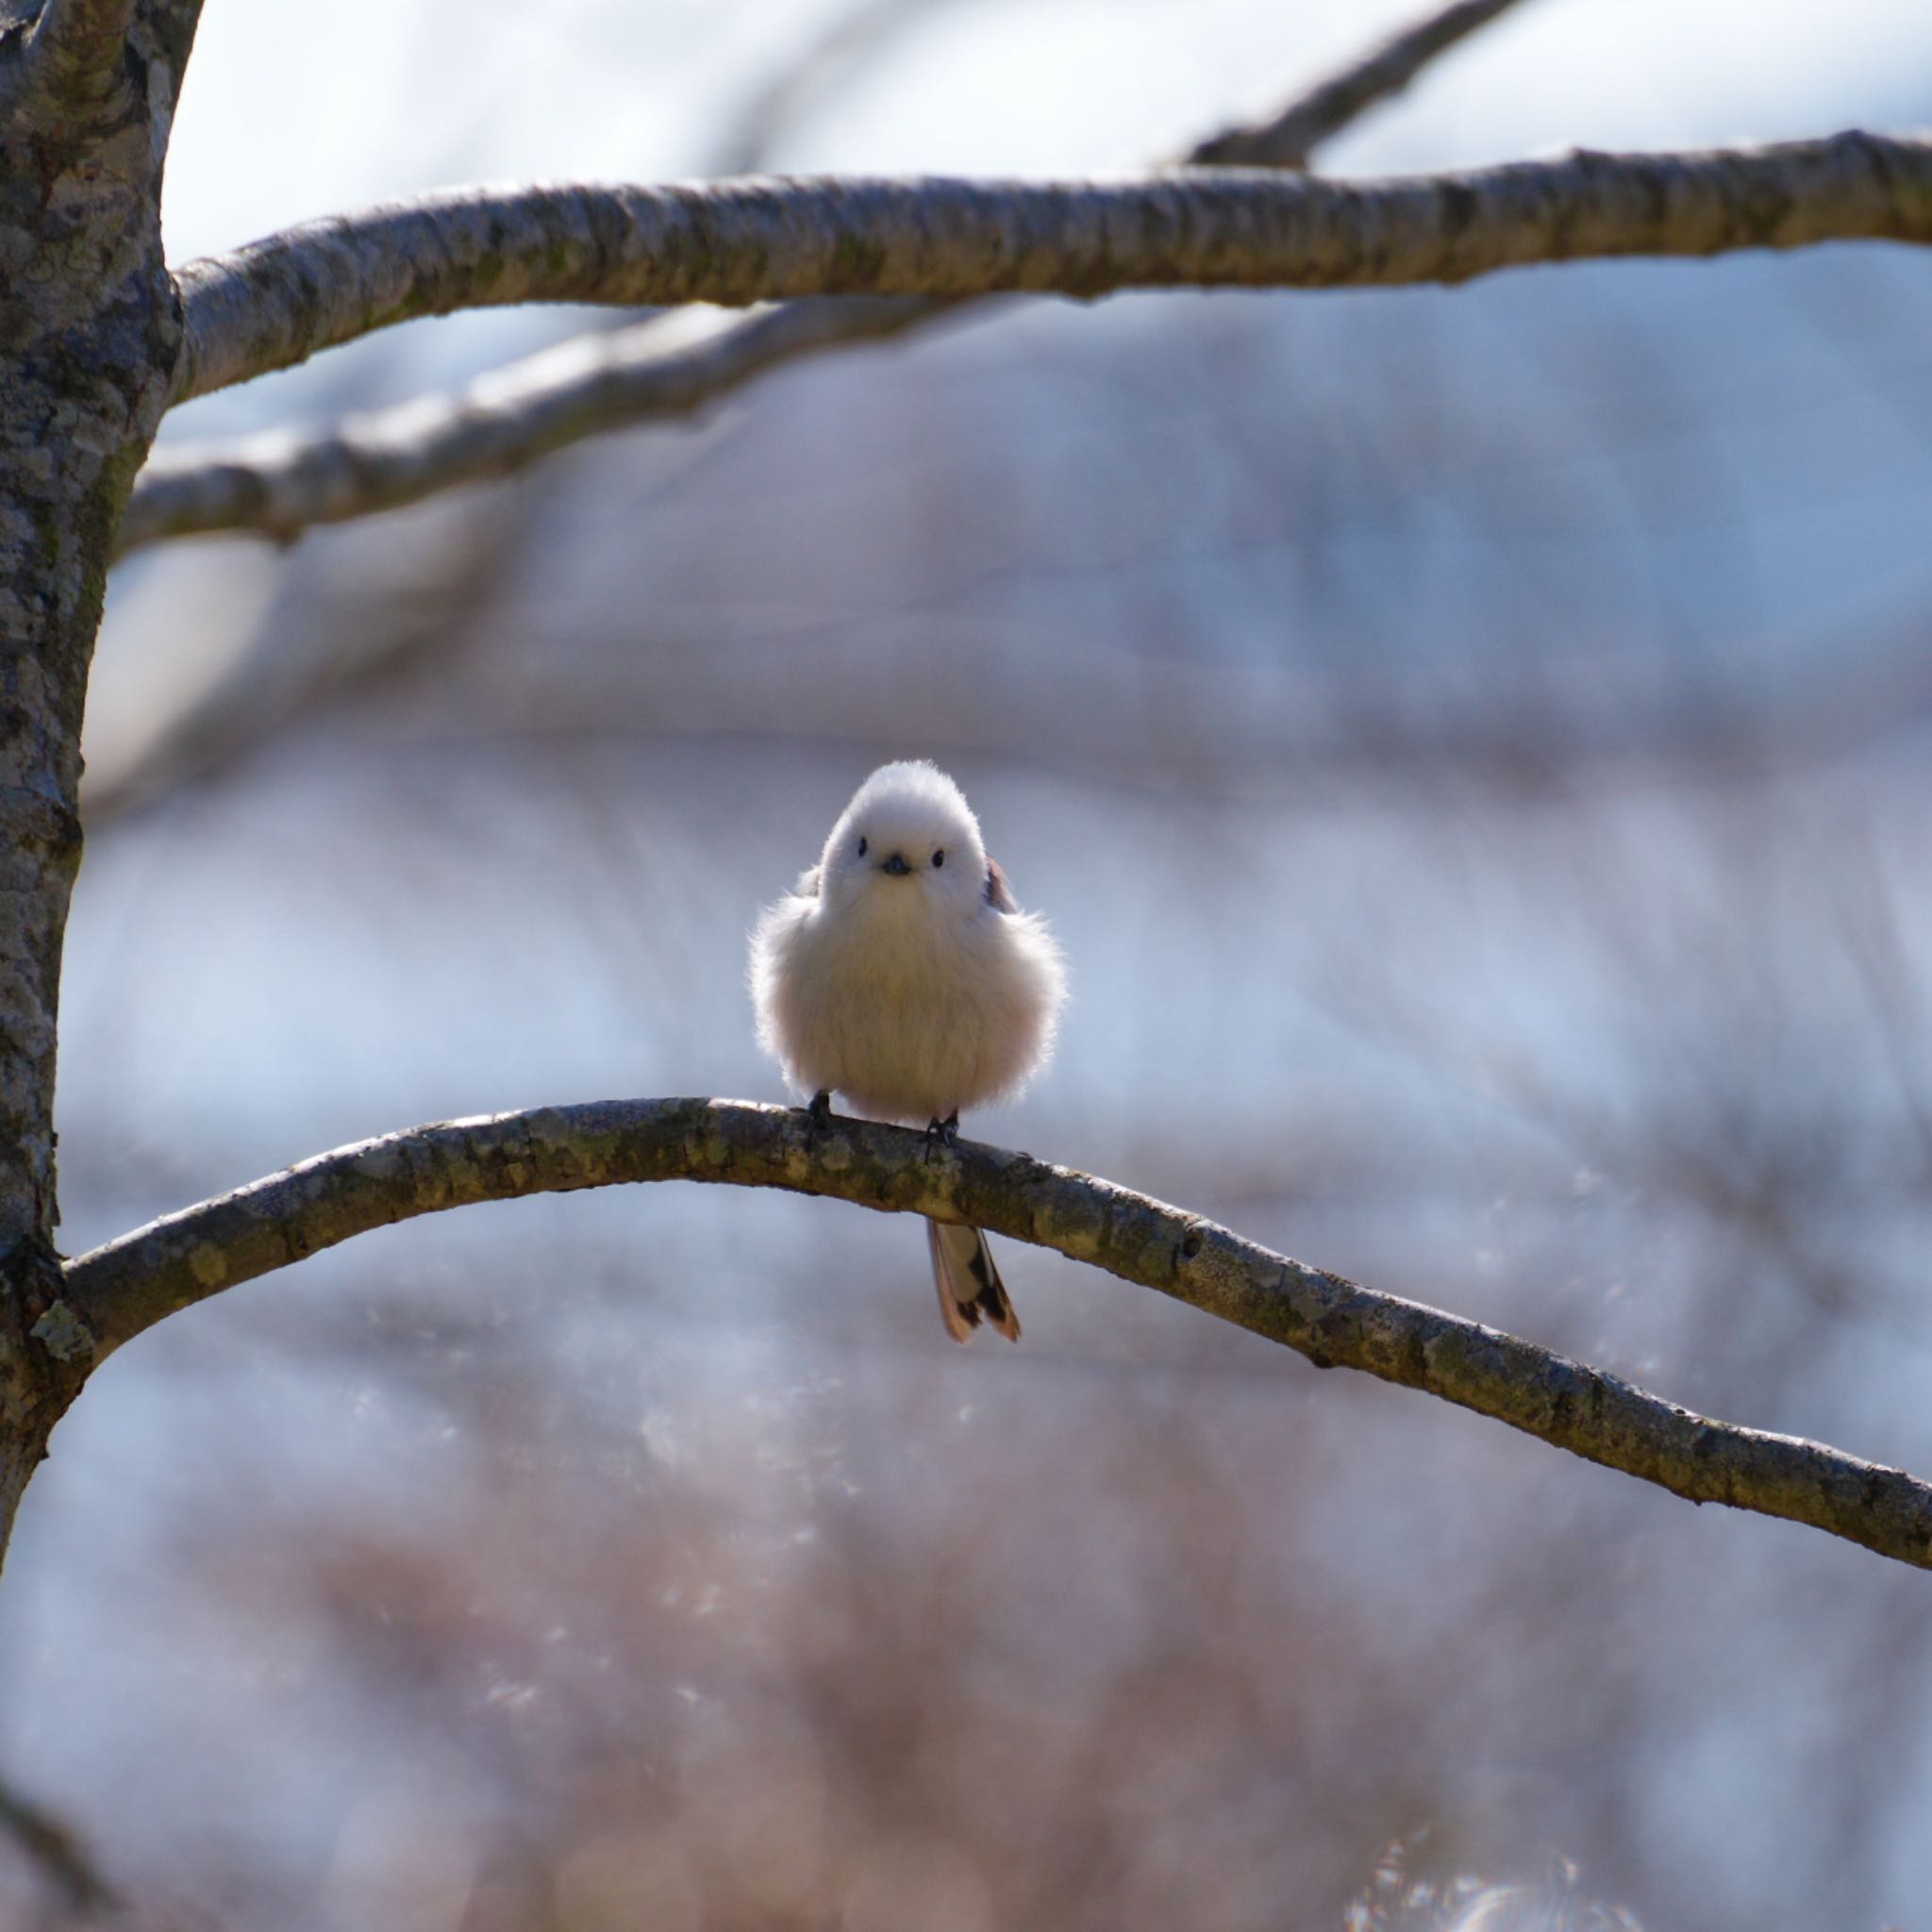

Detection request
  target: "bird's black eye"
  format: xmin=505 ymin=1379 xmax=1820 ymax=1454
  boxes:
xmin=932 ymin=849 xmax=945 ymax=868
xmin=858 ymin=837 xmax=867 ymax=858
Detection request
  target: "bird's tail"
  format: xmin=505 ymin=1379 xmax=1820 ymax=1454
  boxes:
xmin=926 ymin=1219 xmax=1021 ymax=1344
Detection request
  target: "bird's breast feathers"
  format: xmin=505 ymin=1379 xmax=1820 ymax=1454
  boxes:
xmin=757 ymin=881 xmax=1060 ymax=1122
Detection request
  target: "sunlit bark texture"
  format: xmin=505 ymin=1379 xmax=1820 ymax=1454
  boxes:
xmin=173 ymin=135 xmax=1932 ymax=405
xmin=0 ymin=0 xmax=201 ymax=1542
xmin=61 ymin=1100 xmax=1932 ymax=1574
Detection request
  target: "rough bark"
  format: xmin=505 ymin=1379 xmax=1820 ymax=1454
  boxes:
xmin=171 ymin=133 xmax=1932 ymax=408
xmin=0 ymin=0 xmax=201 ymax=1552
xmin=59 ymin=1098 xmax=1932 ymax=1574
xmin=20 ymin=0 xmax=140 ymax=122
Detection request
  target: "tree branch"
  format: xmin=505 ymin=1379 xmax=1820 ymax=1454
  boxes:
xmin=54 ymin=1097 xmax=1932 ymax=1574
xmin=20 ymin=0 xmax=139 ymax=124
xmin=0 ymin=1769 xmax=118 ymax=1919
xmin=14 ymin=0 xmax=198 ymax=150
xmin=124 ymin=0 xmax=1529 ymax=552
xmin=169 ymin=133 xmax=1932 ymax=407
xmin=707 ymin=0 xmax=972 ymax=178
xmin=91 ymin=490 xmax=531 ymax=820
xmin=119 ymin=296 xmax=939 ymax=554
xmin=1191 ymin=0 xmax=1535 ymax=169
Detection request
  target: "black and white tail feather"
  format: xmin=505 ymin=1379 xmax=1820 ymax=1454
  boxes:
xmin=927 ymin=1219 xmax=1022 ymax=1344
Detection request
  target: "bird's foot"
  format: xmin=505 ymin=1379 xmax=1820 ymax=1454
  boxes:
xmin=923 ymin=1111 xmax=960 ymax=1163
xmin=804 ymin=1091 xmax=834 ymax=1136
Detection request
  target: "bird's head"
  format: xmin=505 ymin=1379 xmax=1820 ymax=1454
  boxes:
xmin=820 ymin=760 xmax=988 ymax=914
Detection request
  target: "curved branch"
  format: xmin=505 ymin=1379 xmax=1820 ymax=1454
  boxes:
xmin=55 ymin=1097 xmax=1932 ymax=1574
xmin=171 ymin=133 xmax=1932 ymax=405
xmin=120 ymin=296 xmax=941 ymax=554
xmin=1191 ymin=0 xmax=1535 ymax=169
xmin=121 ymin=0 xmax=1531 ymax=552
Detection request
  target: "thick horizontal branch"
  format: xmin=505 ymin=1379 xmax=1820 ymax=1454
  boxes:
xmin=56 ymin=1097 xmax=1932 ymax=1573
xmin=125 ymin=2 xmax=1521 ymax=550
xmin=171 ymin=132 xmax=1932 ymax=405
xmin=1191 ymin=0 xmax=1533 ymax=169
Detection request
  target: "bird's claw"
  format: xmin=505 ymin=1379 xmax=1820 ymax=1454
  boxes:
xmin=923 ymin=1111 xmax=960 ymax=1163
xmin=804 ymin=1091 xmax=834 ymax=1135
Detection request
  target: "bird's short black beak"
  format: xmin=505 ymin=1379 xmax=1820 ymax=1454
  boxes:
xmin=881 ymin=853 xmax=911 ymax=875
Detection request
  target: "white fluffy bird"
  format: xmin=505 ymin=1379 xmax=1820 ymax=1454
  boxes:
xmin=750 ymin=761 xmax=1067 ymax=1342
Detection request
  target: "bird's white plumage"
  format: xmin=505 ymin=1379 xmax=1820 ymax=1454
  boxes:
xmin=749 ymin=760 xmax=1065 ymax=1124
xmin=748 ymin=761 xmax=1067 ymax=1342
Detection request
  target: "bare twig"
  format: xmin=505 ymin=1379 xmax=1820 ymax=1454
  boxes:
xmin=1191 ymin=0 xmax=1535 ymax=169
xmin=708 ymin=0 xmax=968 ymax=178
xmin=54 ymin=1098 xmax=1932 ymax=1574
xmin=169 ymin=135 xmax=1932 ymax=407
xmin=0 ymin=1770 xmax=119 ymax=1918
xmin=125 ymin=1 xmax=1532 ymax=552
xmin=89 ymin=491 xmax=529 ymax=820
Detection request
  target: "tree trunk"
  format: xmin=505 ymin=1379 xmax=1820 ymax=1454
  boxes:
xmin=0 ymin=3 xmax=191 ymax=1565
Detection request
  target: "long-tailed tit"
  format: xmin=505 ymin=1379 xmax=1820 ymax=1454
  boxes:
xmin=750 ymin=761 xmax=1067 ymax=1342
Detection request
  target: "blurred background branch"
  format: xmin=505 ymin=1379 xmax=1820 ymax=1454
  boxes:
xmin=705 ymin=0 xmax=981 ymax=177
xmin=1188 ymin=0 xmax=1532 ymax=167
xmin=0 ymin=1770 xmax=120 ymax=1924
xmin=116 ymin=300 xmax=941 ymax=558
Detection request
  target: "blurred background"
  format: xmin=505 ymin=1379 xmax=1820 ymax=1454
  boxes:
xmin=3 ymin=0 xmax=1931 ymax=1925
